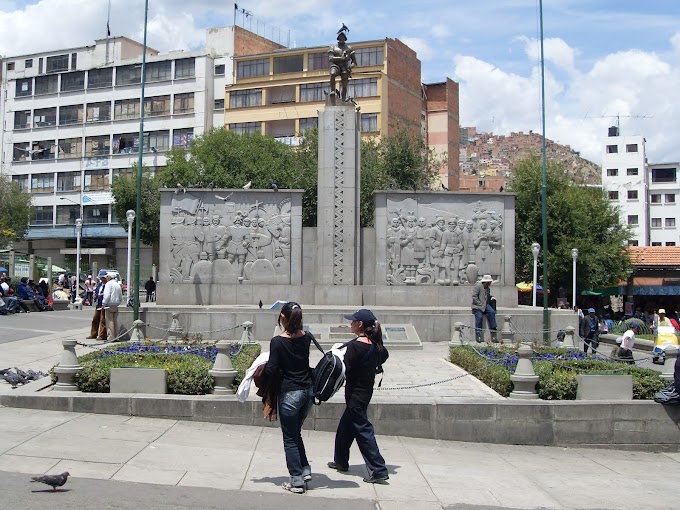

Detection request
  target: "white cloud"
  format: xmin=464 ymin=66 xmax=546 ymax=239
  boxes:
xmin=399 ymin=37 xmax=433 ymax=61
xmin=519 ymin=36 xmax=580 ymax=76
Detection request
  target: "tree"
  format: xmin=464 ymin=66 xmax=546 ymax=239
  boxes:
xmin=510 ymin=155 xmax=632 ymax=300
xmin=110 ymin=164 xmax=160 ymax=247
xmin=0 ymin=178 xmax=32 ymax=249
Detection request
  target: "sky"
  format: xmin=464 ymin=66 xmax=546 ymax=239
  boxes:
xmin=1 ymin=0 xmax=679 ymax=164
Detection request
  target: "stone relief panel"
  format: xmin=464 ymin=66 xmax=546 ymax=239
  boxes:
xmin=382 ymin=195 xmax=508 ymax=286
xmin=160 ymin=190 xmax=301 ymax=285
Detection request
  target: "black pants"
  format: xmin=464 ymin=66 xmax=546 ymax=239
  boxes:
xmin=584 ymin=332 xmax=599 ymax=353
xmin=334 ymin=406 xmax=388 ymax=477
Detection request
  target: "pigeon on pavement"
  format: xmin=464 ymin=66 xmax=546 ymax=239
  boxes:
xmin=1 ymin=371 xmax=21 ymax=388
xmin=30 ymin=472 xmax=70 ymax=491
xmin=14 ymin=367 xmax=29 ymax=379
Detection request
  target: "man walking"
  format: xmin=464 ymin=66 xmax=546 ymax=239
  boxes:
xmin=144 ymin=276 xmax=156 ymax=302
xmin=471 ymin=274 xmax=497 ymax=343
xmin=102 ymin=273 xmax=123 ymax=341
xmin=584 ymin=308 xmax=600 ymax=354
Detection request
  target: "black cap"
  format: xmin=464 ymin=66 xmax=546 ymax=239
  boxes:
xmin=343 ymin=309 xmax=377 ymax=324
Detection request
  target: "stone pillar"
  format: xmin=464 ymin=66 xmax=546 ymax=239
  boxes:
xmin=167 ymin=312 xmax=184 ymax=340
xmin=47 ymin=256 xmax=53 ymax=294
xmin=210 ymin=340 xmax=238 ymax=395
xmin=28 ymin=254 xmax=35 ymax=280
xmin=564 ymin=326 xmax=576 ymax=348
xmin=8 ymin=249 xmax=15 ymax=277
xmin=500 ymin=315 xmax=514 ymax=344
xmin=509 ymin=344 xmax=539 ymax=399
xmin=317 ymin=104 xmax=361 ymax=285
xmin=53 ymin=339 xmax=83 ymax=391
xmin=240 ymin=321 xmax=254 ymax=344
xmin=661 ymin=346 xmax=678 ymax=383
xmin=449 ymin=321 xmax=465 ymax=347
xmin=130 ymin=319 xmax=146 ymax=342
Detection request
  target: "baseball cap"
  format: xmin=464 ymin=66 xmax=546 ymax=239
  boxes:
xmin=658 ymin=308 xmax=666 ymax=314
xmin=588 ymin=308 xmax=595 ymax=313
xmin=98 ymin=269 xmax=108 ymax=278
xmin=630 ymin=322 xmax=640 ymax=329
xmin=343 ymin=309 xmax=377 ymax=324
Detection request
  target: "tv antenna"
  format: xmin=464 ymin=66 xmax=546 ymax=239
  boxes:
xmin=583 ymin=113 xmax=653 ymax=130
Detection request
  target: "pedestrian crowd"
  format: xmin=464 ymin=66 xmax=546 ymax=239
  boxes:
xmin=0 ymin=273 xmax=52 ymax=314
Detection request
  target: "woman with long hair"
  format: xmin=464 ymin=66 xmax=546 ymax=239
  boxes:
xmin=265 ymin=301 xmax=314 ymax=494
xmin=328 ymin=308 xmax=390 ymax=483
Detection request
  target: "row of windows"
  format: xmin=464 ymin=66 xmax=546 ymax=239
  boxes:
xmin=651 ymin=242 xmax=677 ymax=247
xmin=236 ymin=46 xmax=384 ymax=78
xmin=606 ymin=168 xmax=639 ymax=176
xmin=12 ymin=128 xmax=194 ymax=161
xmin=31 ymin=204 xmax=114 ymax=226
xmin=608 ymin=191 xmax=675 ymax=203
xmin=606 ymin=143 xmax=638 ymax=154
xmin=14 ymin=58 xmax=195 ymax=97
xmin=7 ymin=53 xmax=76 ymax=74
xmin=627 ymin=215 xmax=676 ymax=228
xmin=227 ymin=113 xmax=378 ymax=136
xmin=14 ymin=93 xmax=195 ymax=129
xmin=13 ymin=168 xmax=135 ymax=195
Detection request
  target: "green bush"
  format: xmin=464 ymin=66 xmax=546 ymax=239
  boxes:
xmin=449 ymin=346 xmax=513 ymax=396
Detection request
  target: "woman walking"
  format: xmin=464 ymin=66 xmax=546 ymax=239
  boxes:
xmin=329 ymin=308 xmax=390 ymax=483
xmin=265 ymin=301 xmax=314 ymax=494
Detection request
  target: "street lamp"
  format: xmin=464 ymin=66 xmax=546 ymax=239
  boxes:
xmin=531 ymin=243 xmax=540 ymax=307
xmin=126 ymin=210 xmax=136 ymax=304
xmin=75 ymin=218 xmax=83 ymax=303
xmin=571 ymin=248 xmax=579 ymax=308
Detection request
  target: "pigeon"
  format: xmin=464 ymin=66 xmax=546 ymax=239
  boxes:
xmin=1 ymin=371 xmax=21 ymax=388
xmin=27 ymin=369 xmax=46 ymax=381
xmin=270 ymin=182 xmax=278 ymax=191
xmin=31 ymin=472 xmax=70 ymax=491
xmin=174 ymin=184 xmax=186 ymax=194
xmin=258 ymin=300 xmax=263 ymax=309
xmin=14 ymin=367 xmax=29 ymax=379
xmin=0 ymin=368 xmax=11 ymax=376
xmin=242 ymin=181 xmax=252 ymax=189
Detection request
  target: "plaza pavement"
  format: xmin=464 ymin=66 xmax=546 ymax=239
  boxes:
xmin=0 ymin=309 xmax=677 ymax=509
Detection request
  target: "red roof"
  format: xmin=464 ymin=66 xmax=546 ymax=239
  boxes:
xmin=627 ymin=247 xmax=680 ymax=268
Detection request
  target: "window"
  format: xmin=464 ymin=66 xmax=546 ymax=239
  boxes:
xmin=58 ymin=138 xmax=83 ymax=159
xmin=59 ymin=104 xmax=84 ymax=125
xmin=31 ymin=206 xmax=53 ymax=225
xmin=86 ymin=101 xmax=111 ymax=122
xmin=57 ymin=171 xmax=81 ymax=191
xmin=85 ymin=136 xmax=111 ymax=157
xmin=112 ymin=133 xmax=137 ymax=154
xmin=651 ymin=194 xmax=661 ymax=204
xmin=83 ymin=205 xmax=108 ymax=224
xmin=626 ymin=144 xmax=638 ymax=152
xmin=34 ymin=74 xmax=58 ymax=95
xmin=172 ymin=128 xmax=194 ymax=148
xmin=16 ymin=78 xmax=32 ymax=97
xmin=116 ymin=65 xmax=141 ymax=85
xmin=174 ymin=58 xmax=195 ymax=79
xmin=229 ymin=89 xmax=262 ymax=108
xmin=300 ymin=82 xmax=331 ymax=102
xmin=355 ymin=46 xmax=384 ymax=67
xmin=31 ymin=174 xmax=54 ymax=193
xmin=652 ymin=168 xmax=677 ymax=183
xmin=173 ymin=92 xmax=194 ymax=114
xmin=667 ymin=242 xmax=676 ymax=246
xmin=627 ymin=168 xmax=638 ymax=176
xmin=88 ymin=68 xmax=113 ymax=89
xmin=651 ymin=218 xmax=662 ymax=228
xmin=214 ymin=98 xmax=224 ymax=110
xmin=666 ymin=218 xmax=676 ymax=228
xmin=361 ymin=113 xmax=378 ymax=132
xmin=7 ymin=62 xmax=15 ymax=71
xmin=60 ymin=72 xmax=84 ymax=92
xmin=71 ymin=53 xmax=77 ymax=70
xmin=31 ymin=140 xmax=56 ymax=160
xmin=145 ymin=130 xmax=170 ymax=152
xmin=608 ymin=191 xmax=619 ymax=200
xmin=112 ymin=168 xmax=133 ymax=181
xmin=627 ymin=215 xmax=638 ymax=225
xmin=307 ymin=52 xmax=328 ymax=71
xmin=12 ymin=175 xmax=28 ymax=192
xmin=25 ymin=59 xmax=33 ymax=69
xmin=33 ymin=107 xmax=57 ymax=127
xmin=237 ymin=58 xmax=269 ymax=78
xmin=13 ymin=143 xmax=29 ymax=162
xmin=56 ymin=205 xmax=79 ymax=225
xmin=349 ymin=78 xmax=378 ymax=98
xmin=273 ymin=54 xmax=303 ymax=74
xmin=114 ymin=98 xmax=140 ymax=120
xmin=84 ymin=170 xmax=109 ymax=191
xmin=627 ymin=190 xmax=638 ymax=200
xmin=666 ymin=194 xmax=676 ymax=204
xmin=46 ymin=54 xmax=69 ymax=73
xmin=146 ymin=61 xmax=172 ymax=82
xmin=628 ymin=240 xmax=639 ymax=246
xmin=14 ymin=111 xmax=31 ymax=129
xmin=299 ymin=117 xmax=317 ymax=133
xmin=229 ymin=122 xmax=261 ymax=135
xmin=38 ymin=57 xmax=43 ymax=73
xmin=214 ymin=64 xmax=225 ymax=75
xmin=652 ymin=242 xmax=662 ymax=247
xmin=144 ymin=95 xmax=171 ymax=117
xmin=606 ymin=145 xmax=618 ymax=154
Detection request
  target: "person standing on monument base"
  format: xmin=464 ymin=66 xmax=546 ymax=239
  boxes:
xmin=471 ymin=274 xmax=498 ymax=343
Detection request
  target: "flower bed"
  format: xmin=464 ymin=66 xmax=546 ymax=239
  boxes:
xmin=449 ymin=345 xmax=666 ymax=400
xmin=51 ymin=341 xmax=261 ymax=395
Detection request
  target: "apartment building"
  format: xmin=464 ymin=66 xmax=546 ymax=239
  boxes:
xmin=223 ymin=39 xmax=460 ymax=190
xmin=647 ymin=162 xmax=680 ymax=247
xmin=0 ymin=26 xmax=281 ymax=274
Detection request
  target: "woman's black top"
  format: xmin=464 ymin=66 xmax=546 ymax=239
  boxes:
xmin=266 ymin=333 xmax=312 ymax=393
xmin=344 ymin=338 xmax=389 ymax=408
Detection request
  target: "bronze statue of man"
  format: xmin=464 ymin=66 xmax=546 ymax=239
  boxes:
xmin=329 ymin=25 xmax=356 ymax=102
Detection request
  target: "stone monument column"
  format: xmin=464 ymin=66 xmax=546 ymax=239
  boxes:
xmin=317 ymin=104 xmax=361 ymax=285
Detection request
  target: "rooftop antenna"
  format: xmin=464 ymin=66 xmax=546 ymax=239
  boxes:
xmin=583 ymin=113 xmax=653 ymax=133
xmin=105 ymin=0 xmax=112 ymax=64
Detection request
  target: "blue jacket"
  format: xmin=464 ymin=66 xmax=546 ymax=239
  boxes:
xmin=17 ymin=283 xmax=35 ymax=300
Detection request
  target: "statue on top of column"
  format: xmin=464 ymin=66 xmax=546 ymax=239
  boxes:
xmin=329 ymin=24 xmax=356 ymax=102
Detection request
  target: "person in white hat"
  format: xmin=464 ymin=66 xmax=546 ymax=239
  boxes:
xmin=471 ymin=274 xmax=497 ymax=343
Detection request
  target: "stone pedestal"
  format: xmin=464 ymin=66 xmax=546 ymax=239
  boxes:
xmin=167 ymin=312 xmax=184 ymax=340
xmin=53 ymin=338 xmax=82 ymax=391
xmin=210 ymin=340 xmax=238 ymax=395
xmin=130 ymin=319 xmax=146 ymax=342
xmin=509 ymin=344 xmax=539 ymax=399
xmin=500 ymin=315 xmax=513 ymax=344
xmin=317 ymin=105 xmax=361 ymax=285
xmin=563 ymin=326 xmax=576 ymax=348
xmin=449 ymin=322 xmax=465 ymax=347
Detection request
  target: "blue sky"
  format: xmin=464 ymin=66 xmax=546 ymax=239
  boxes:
xmin=1 ymin=0 xmax=679 ymax=163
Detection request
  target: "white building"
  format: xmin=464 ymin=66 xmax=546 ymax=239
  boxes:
xmin=602 ymin=127 xmax=680 ymax=247
xmin=0 ymin=26 xmax=280 ymax=277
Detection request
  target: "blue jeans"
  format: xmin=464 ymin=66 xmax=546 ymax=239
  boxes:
xmin=473 ymin=304 xmax=497 ymax=342
xmin=334 ymin=405 xmax=388 ymax=478
xmin=278 ymin=387 xmax=313 ymax=486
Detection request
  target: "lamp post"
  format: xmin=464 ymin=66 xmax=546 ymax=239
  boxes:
xmin=126 ymin=210 xmax=136 ymax=304
xmin=75 ymin=218 xmax=82 ymax=303
xmin=531 ymin=243 xmax=540 ymax=307
xmin=571 ymin=248 xmax=579 ymax=308
xmin=539 ymin=0 xmax=550 ymax=342
xmin=134 ymin=0 xmax=149 ymax=320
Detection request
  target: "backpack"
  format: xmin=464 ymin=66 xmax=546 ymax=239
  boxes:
xmin=310 ymin=333 xmax=349 ymax=405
